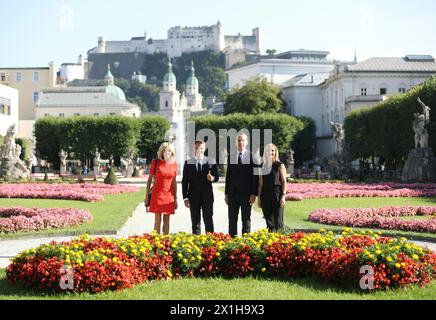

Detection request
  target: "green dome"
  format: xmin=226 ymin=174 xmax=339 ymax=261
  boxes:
xmin=186 ymin=61 xmax=198 ymax=86
xmin=106 ymin=85 xmax=126 ymax=101
xmin=163 ymin=61 xmax=176 ymax=83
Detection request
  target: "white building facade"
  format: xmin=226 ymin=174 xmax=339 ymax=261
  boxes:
xmin=226 ymin=50 xmax=335 ymax=89
xmin=0 ymin=84 xmax=19 ymax=136
xmin=316 ymin=55 xmax=436 ymax=159
xmin=60 ymin=55 xmax=87 ymax=83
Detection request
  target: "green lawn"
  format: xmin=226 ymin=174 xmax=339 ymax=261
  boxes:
xmin=219 ymin=185 xmax=436 ymax=241
xmin=284 ymin=197 xmax=436 ymax=241
xmin=0 ymin=188 xmax=145 ymax=240
xmin=0 ymin=269 xmax=433 ymax=300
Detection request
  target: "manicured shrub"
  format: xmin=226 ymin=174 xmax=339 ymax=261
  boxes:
xmin=104 ymin=167 xmax=118 ymax=185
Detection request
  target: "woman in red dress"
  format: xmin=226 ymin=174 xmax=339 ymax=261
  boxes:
xmin=144 ymin=142 xmax=178 ymax=234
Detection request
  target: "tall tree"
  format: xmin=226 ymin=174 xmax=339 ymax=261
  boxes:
xmin=224 ymin=77 xmax=284 ymax=115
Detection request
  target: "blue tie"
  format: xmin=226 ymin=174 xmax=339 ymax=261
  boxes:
xmin=238 ymin=152 xmax=243 ymax=165
xmin=197 ymin=161 xmax=202 ymax=173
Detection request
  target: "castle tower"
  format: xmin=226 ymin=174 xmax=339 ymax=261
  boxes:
xmin=96 ymin=36 xmax=106 ymax=53
xmin=185 ymin=61 xmax=203 ymax=110
xmin=217 ymin=20 xmax=225 ymax=52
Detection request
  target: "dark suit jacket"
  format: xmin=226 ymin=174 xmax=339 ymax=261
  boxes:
xmin=225 ymin=151 xmax=259 ymax=198
xmin=182 ymin=157 xmax=219 ymax=204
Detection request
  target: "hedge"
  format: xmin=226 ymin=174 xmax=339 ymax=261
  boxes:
xmin=344 ymin=77 xmax=436 ymax=165
xmin=35 ymin=115 xmax=170 ymax=169
xmin=190 ymin=113 xmax=305 ymax=163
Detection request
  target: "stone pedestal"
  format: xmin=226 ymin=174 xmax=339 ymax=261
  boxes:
xmin=60 ymin=165 xmax=67 ymax=175
xmin=126 ymin=165 xmax=134 ymax=178
xmin=401 ymin=148 xmax=436 ymax=182
xmin=1 ymin=158 xmax=30 ymax=180
xmin=93 ymin=166 xmax=99 ymax=176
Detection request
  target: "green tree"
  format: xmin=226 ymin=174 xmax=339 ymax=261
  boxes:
xmin=136 ymin=116 xmax=170 ymax=161
xmin=224 ymin=77 xmax=284 ymax=115
xmin=115 ymin=79 xmax=160 ymax=112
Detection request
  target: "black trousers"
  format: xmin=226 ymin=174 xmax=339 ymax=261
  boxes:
xmin=228 ymin=192 xmax=252 ymax=237
xmin=261 ymin=193 xmax=285 ymax=232
xmin=190 ymin=201 xmax=214 ymax=235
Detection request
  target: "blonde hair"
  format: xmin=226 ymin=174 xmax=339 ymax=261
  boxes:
xmin=262 ymin=144 xmax=279 ymax=164
xmin=157 ymin=142 xmax=176 ymax=161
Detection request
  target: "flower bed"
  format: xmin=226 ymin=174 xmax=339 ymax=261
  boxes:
xmin=0 ymin=207 xmax=93 ymax=233
xmin=309 ymin=206 xmax=436 ymax=233
xmin=286 ymin=183 xmax=436 ymax=201
xmin=6 ymin=229 xmax=436 ymax=293
xmin=0 ymin=184 xmax=139 ymax=202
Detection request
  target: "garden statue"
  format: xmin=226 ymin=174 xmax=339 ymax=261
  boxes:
xmin=1 ymin=124 xmax=17 ymax=159
xmin=59 ymin=149 xmax=68 ymax=175
xmin=413 ymin=97 xmax=431 ymax=149
xmin=93 ymin=148 xmax=101 ymax=167
xmin=59 ymin=149 xmax=68 ymax=167
xmin=401 ymin=97 xmax=436 ymax=182
xmin=330 ymin=122 xmax=345 ymax=155
xmin=93 ymin=148 xmax=101 ymax=176
xmin=0 ymin=124 xmax=30 ymax=179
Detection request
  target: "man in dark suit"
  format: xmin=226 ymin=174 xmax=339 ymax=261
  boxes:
xmin=225 ymin=133 xmax=260 ymax=237
xmin=182 ymin=140 xmax=219 ymax=235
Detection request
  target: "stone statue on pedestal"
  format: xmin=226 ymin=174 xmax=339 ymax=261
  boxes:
xmin=93 ymin=148 xmax=101 ymax=176
xmin=413 ymin=97 xmax=431 ymax=148
xmin=402 ymin=97 xmax=436 ymax=182
xmin=330 ymin=122 xmax=344 ymax=155
xmin=59 ymin=149 xmax=68 ymax=175
xmin=0 ymin=124 xmax=30 ymax=179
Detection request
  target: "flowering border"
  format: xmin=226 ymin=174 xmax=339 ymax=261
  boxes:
xmin=309 ymin=206 xmax=436 ymax=233
xmin=0 ymin=207 xmax=93 ymax=233
xmin=6 ymin=229 xmax=436 ymax=294
xmin=0 ymin=183 xmax=139 ymax=202
xmin=286 ymin=183 xmax=436 ymax=201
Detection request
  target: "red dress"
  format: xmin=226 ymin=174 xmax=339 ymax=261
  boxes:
xmin=148 ymin=159 xmax=178 ymax=214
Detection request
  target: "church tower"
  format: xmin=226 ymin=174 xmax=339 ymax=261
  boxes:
xmin=159 ymin=59 xmax=185 ymax=123
xmin=185 ymin=61 xmax=203 ymax=110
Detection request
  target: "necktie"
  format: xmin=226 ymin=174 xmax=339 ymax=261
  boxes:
xmin=197 ymin=161 xmax=202 ymax=173
xmin=238 ymin=152 xmax=243 ymax=165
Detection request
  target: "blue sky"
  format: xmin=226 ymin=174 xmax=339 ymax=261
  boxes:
xmin=1 ymin=0 xmax=436 ymax=68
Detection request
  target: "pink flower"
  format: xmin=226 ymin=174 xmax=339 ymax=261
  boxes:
xmin=309 ymin=206 xmax=436 ymax=233
xmin=0 ymin=184 xmax=139 ymax=202
xmin=0 ymin=207 xmax=92 ymax=233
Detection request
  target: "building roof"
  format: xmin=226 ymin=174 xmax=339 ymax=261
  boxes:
xmin=37 ymin=87 xmax=139 ymax=109
xmin=281 ymin=73 xmax=330 ymax=88
xmin=347 ymin=56 xmax=436 ymax=72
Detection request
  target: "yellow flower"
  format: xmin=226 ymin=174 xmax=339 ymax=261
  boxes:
xmin=375 ymin=250 xmax=382 ymax=255
xmin=261 ymin=267 xmax=266 ymax=273
xmin=395 ymin=263 xmax=401 ymax=269
xmin=412 ymin=254 xmax=419 ymax=260
xmin=386 ymin=256 xmax=393 ymax=262
xmin=183 ymin=259 xmax=188 ymax=264
xmin=215 ymin=252 xmax=220 ymax=257
xmin=178 ymin=253 xmax=183 ymax=258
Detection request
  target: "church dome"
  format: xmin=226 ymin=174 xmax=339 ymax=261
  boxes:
xmin=186 ymin=61 xmax=199 ymax=86
xmin=104 ymin=64 xmax=126 ymax=101
xmin=106 ymin=85 xmax=126 ymax=101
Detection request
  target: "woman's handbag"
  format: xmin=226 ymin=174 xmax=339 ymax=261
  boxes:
xmin=146 ymin=159 xmax=158 ymax=207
